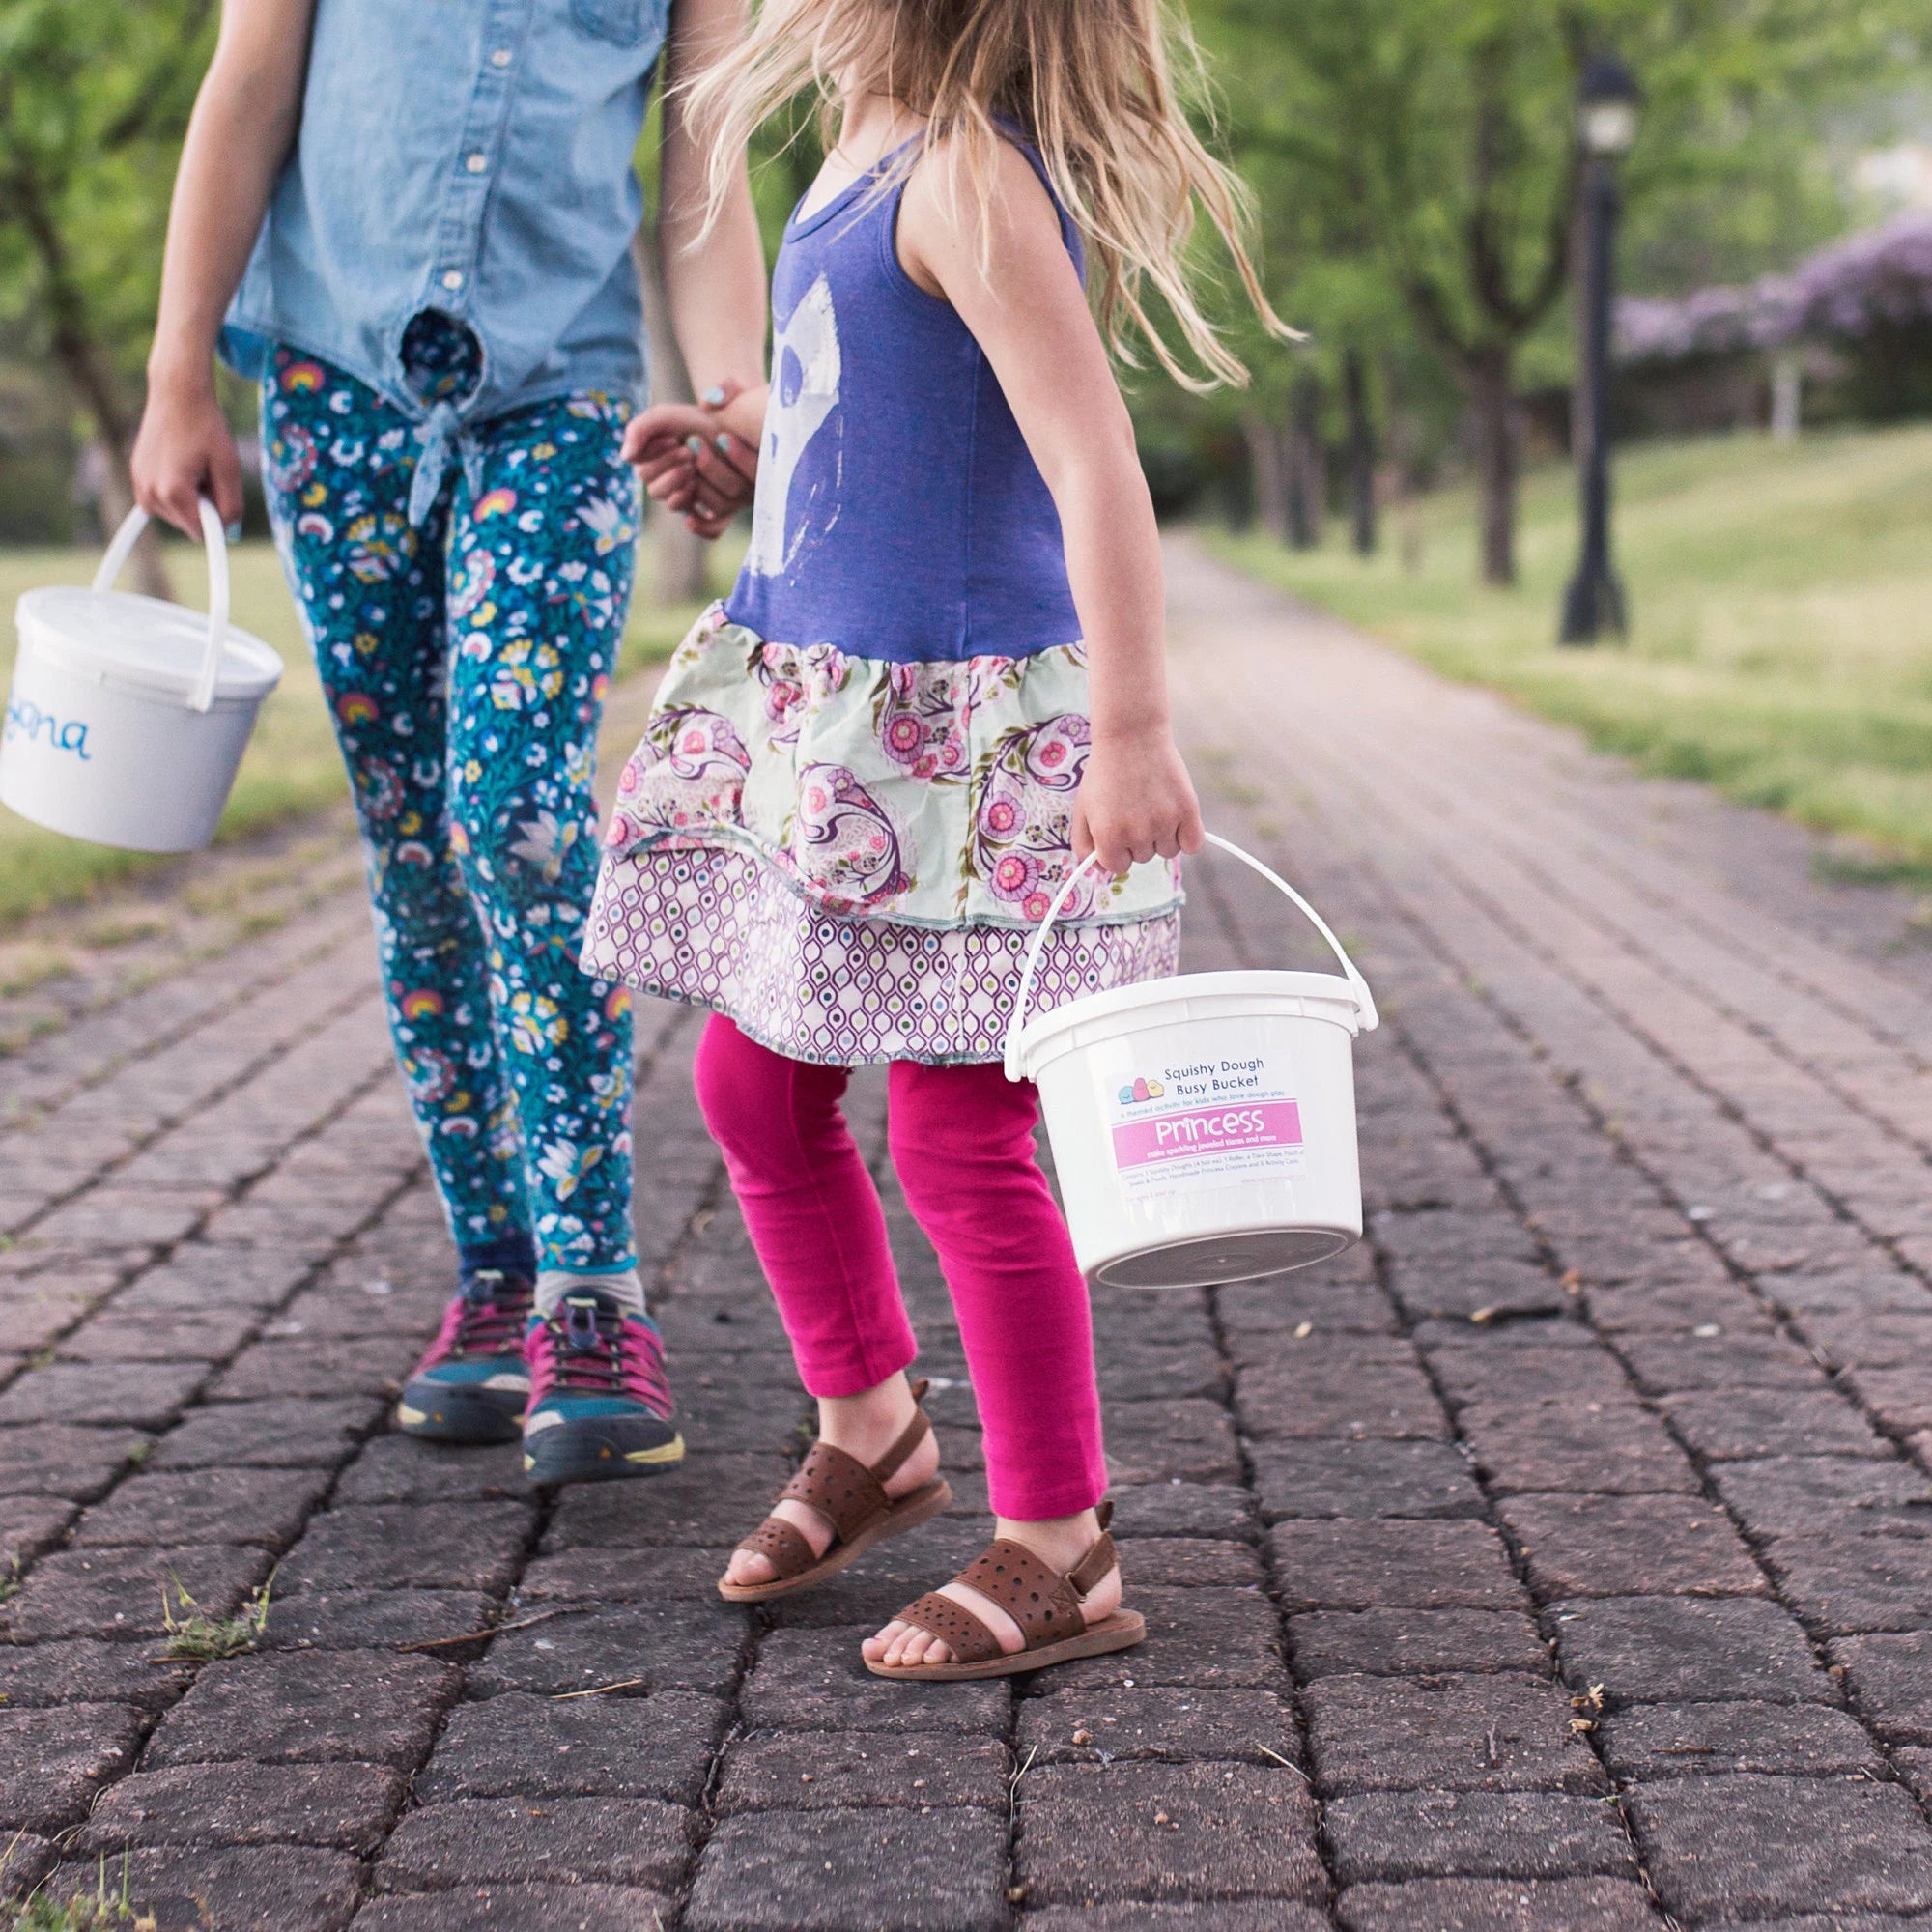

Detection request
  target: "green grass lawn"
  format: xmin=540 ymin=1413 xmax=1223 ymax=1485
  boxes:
xmin=0 ymin=530 xmax=728 ymax=926
xmin=1209 ymin=422 xmax=1932 ymax=873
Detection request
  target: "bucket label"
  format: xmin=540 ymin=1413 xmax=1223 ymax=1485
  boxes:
xmin=3 ymin=693 xmax=92 ymax=762
xmin=1105 ymin=1046 xmax=1304 ymax=1199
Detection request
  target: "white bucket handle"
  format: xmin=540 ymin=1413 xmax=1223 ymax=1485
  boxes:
xmin=93 ymin=498 xmax=230 ymax=715
xmin=1002 ymin=832 xmax=1379 ymax=1081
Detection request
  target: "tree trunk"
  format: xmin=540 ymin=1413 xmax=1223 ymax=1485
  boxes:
xmin=1286 ymin=372 xmax=1324 ymax=550
xmin=1239 ymin=412 xmax=1290 ymax=542
xmin=1465 ymin=344 xmax=1516 ymax=587
xmin=1343 ymin=348 xmax=1377 ymax=557
xmin=632 ymin=224 xmax=708 ymax=606
xmin=11 ymin=163 xmax=171 ymax=596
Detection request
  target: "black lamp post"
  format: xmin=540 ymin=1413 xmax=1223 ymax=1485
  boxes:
xmin=1560 ymin=52 xmax=1642 ymax=646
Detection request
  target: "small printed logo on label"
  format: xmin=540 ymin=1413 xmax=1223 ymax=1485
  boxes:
xmin=4 ymin=694 xmax=92 ymax=762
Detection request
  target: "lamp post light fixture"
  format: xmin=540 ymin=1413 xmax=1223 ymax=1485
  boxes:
xmin=1560 ymin=51 xmax=1642 ymax=646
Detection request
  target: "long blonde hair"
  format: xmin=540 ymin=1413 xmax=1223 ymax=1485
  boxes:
xmin=684 ymin=0 xmax=1292 ymax=389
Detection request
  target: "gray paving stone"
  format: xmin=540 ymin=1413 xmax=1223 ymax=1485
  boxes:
xmin=1016 ymin=1686 xmax=1302 ymax=1766
xmin=1027 ymin=1908 xmax=1325 ymax=1932
xmin=0 ymin=1359 xmax=205 ymax=1428
xmin=1110 ymin=1537 xmax=1263 ymax=1588
xmin=687 ymin=1806 xmax=1009 ymax=1931
xmin=1024 ymin=1587 xmax=1291 ymax=1695
xmin=1715 ymin=1455 xmax=1932 ymax=1538
xmin=1627 ymin=1774 xmax=1932 ymax=1918
xmin=1270 ymin=1520 xmax=1527 ymax=1612
xmin=274 ymin=1499 xmax=531 ymax=1595
xmin=466 ymin=1597 xmax=749 ymax=1697
xmin=47 ymin=1844 xmax=363 ymax=1932
xmin=515 ymin=1544 xmax=737 ymax=1603
xmin=1765 ymin=1535 xmax=1932 ymax=1634
xmin=150 ymin=1397 xmax=381 ymax=1470
xmin=1304 ymin=1672 xmax=1608 ymax=1796
xmin=1598 ymin=1701 xmax=1883 ymax=1780
xmin=1234 ymin=1345 xmax=1447 ymax=1442
xmin=0 ymin=1832 xmax=55 ymax=1901
xmin=74 ymin=1762 xmax=405 ymax=1853
xmin=351 ymin=1886 xmax=675 ymax=1931
xmin=1104 ymin=1399 xmax=1243 ymax=1484
xmin=1662 ymin=1386 xmax=1890 ymax=1460
xmin=1110 ymin=1484 xmax=1257 ymax=1542
xmin=715 ymin=1731 xmax=1010 ymax=1812
xmin=72 ymin=1465 xmax=332 ymax=1550
xmin=1460 ymin=1401 xmax=1698 ymax=1495
xmin=1094 ymin=1339 xmax=1230 ymax=1403
xmin=741 ymin=1625 xmax=1010 ymax=1733
xmin=1549 ymin=1594 xmax=1832 ymax=1706
xmin=0 ymin=1637 xmax=193 ymax=1713
xmin=0 ymin=1703 xmax=144 ymax=1832
xmin=265 ymin=1584 xmax=496 ymax=1650
xmin=0 ymin=1494 xmax=74 ymax=1569
xmin=1220 ymin=1273 xmax=1401 ymax=1340
xmin=413 ymin=1690 xmax=724 ymax=1804
xmin=375 ymin=1797 xmax=693 ymax=1891
xmin=330 ymin=1433 xmax=526 ymax=1503
xmin=1834 ymin=1632 xmax=1932 ymax=1745
xmin=144 ymin=1648 xmax=458 ymax=1769
xmin=1290 ymin=1607 xmax=1548 ymax=1680
xmin=1015 ymin=1761 xmax=1323 ymax=1907
xmin=1335 ymin=1877 xmax=1664 ymax=1931
xmin=1498 ymin=1492 xmax=1765 ymax=1599
xmin=56 ymin=1313 xmax=237 ymax=1363
xmin=542 ymin=1452 xmax=792 ymax=1548
xmin=1323 ymin=1789 xmax=1637 ymax=1883
xmin=3 ymin=1541 xmax=271 ymax=1640
xmin=1252 ymin=1439 xmax=1484 ymax=1521
xmin=1425 ymin=1335 xmax=1634 ymax=1410
xmin=1618 ymin=1331 xmax=1827 ymax=1395
xmin=0 ymin=1422 xmax=152 ymax=1498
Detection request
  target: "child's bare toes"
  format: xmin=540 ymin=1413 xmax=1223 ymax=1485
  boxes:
xmin=724 ymin=1548 xmax=777 ymax=1587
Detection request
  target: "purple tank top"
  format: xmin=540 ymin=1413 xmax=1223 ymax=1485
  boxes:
xmin=723 ymin=139 xmax=1083 ymax=663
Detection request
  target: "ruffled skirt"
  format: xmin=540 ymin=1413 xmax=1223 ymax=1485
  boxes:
xmin=582 ymin=605 xmax=1181 ymax=1065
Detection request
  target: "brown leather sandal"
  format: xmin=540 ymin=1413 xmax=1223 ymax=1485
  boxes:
xmin=863 ymin=1500 xmax=1144 ymax=1681
xmin=717 ymin=1378 xmax=952 ymax=1604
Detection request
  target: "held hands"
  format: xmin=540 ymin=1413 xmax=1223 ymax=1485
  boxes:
xmin=1071 ymin=724 xmax=1206 ymax=877
xmin=624 ymin=379 xmax=766 ymax=539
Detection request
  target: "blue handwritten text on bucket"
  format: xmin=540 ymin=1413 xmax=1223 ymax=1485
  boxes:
xmin=3 ymin=695 xmax=92 ymax=761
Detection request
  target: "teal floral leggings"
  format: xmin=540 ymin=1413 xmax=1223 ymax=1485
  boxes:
xmin=261 ymin=326 xmax=638 ymax=1278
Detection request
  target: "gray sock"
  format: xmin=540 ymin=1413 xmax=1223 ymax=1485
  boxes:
xmin=535 ymin=1268 xmax=646 ymax=1319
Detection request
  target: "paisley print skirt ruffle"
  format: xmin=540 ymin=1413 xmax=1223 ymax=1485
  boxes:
xmin=582 ymin=605 xmax=1182 ymax=1065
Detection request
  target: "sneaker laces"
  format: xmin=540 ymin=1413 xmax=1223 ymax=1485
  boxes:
xmin=450 ymin=1269 xmax=529 ymax=1357
xmin=546 ymin=1293 xmax=672 ymax=1415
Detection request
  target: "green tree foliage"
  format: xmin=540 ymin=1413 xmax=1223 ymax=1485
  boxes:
xmin=0 ymin=0 xmax=215 ymax=581
xmin=1195 ymin=0 xmax=1919 ymax=584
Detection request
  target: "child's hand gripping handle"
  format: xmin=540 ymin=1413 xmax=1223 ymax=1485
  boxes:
xmin=1002 ymin=833 xmax=1379 ymax=1083
xmin=94 ymin=497 xmax=231 ymax=715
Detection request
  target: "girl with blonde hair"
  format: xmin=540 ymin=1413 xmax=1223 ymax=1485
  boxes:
xmin=588 ymin=0 xmax=1286 ymax=1676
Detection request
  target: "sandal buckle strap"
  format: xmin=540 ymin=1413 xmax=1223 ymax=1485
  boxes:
xmin=1067 ymin=1529 xmax=1118 ymax=1601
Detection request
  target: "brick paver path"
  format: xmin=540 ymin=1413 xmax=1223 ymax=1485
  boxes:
xmin=7 ymin=539 xmax=1932 ymax=1928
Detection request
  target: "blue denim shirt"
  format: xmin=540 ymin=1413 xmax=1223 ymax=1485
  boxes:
xmin=222 ymin=0 xmax=668 ymax=516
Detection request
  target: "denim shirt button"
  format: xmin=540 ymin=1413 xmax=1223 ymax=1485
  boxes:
xmin=490 ymin=46 xmax=512 ymax=65
xmin=466 ymin=154 xmax=488 ymax=174
xmin=441 ymin=270 xmax=465 ymax=291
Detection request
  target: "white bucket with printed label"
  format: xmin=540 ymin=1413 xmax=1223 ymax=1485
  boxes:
xmin=1 ymin=500 xmax=283 ymax=854
xmin=1005 ymin=834 xmax=1378 ymax=1290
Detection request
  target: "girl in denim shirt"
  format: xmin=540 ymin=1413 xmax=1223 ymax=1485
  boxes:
xmin=133 ymin=0 xmax=764 ymax=1485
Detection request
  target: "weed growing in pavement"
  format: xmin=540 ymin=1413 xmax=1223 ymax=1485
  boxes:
xmin=0 ymin=1560 xmax=21 ymax=1607
xmin=152 ymin=1568 xmax=274 ymax=1662
xmin=5 ymin=1851 xmax=156 ymax=1930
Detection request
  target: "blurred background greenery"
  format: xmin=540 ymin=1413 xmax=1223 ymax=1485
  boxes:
xmin=3 ymin=0 xmax=1932 ymax=917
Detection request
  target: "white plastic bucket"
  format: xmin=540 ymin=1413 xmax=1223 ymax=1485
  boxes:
xmin=1 ymin=499 xmax=283 ymax=854
xmin=1006 ymin=834 xmax=1378 ymax=1290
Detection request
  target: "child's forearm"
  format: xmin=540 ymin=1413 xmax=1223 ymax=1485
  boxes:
xmin=149 ymin=4 xmax=314 ymax=396
xmin=660 ymin=0 xmax=767 ymax=403
xmin=1055 ymin=458 xmax=1173 ymax=742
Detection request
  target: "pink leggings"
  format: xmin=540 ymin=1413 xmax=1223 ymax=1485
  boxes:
xmin=692 ymin=1015 xmax=1106 ymax=1521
